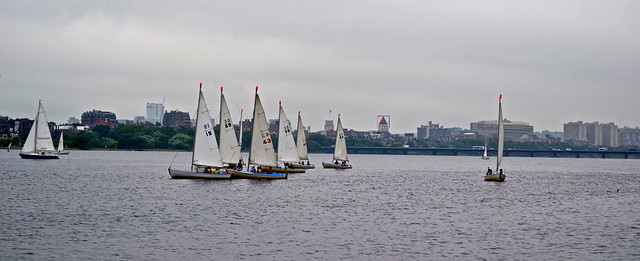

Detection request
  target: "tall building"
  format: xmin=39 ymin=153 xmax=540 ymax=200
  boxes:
xmin=585 ymin=122 xmax=603 ymax=146
xmin=162 ymin=110 xmax=191 ymax=128
xmin=416 ymin=121 xmax=440 ymax=139
xmin=619 ymin=127 xmax=640 ymax=147
xmin=470 ymin=120 xmax=533 ymax=141
xmin=563 ymin=121 xmax=620 ymax=147
xmin=563 ymin=121 xmax=587 ymax=142
xmin=601 ymin=122 xmax=618 ymax=147
xmin=81 ymin=109 xmax=117 ymax=128
xmin=146 ymin=103 xmax=165 ymax=125
xmin=324 ymin=120 xmax=334 ymax=133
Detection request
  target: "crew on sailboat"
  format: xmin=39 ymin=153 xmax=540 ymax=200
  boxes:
xmin=486 ymin=168 xmax=493 ymax=176
xmin=237 ymin=159 xmax=244 ymax=170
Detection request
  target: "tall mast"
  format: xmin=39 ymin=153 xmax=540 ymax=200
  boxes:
xmin=191 ymin=83 xmax=202 ymax=170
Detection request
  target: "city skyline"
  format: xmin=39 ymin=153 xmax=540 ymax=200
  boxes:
xmin=1 ymin=1 xmax=639 ymax=133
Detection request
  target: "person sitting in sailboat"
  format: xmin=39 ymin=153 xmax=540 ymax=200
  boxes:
xmin=499 ymin=169 xmax=504 ymax=175
xmin=237 ymin=159 xmax=243 ymax=170
xmin=486 ymin=168 xmax=492 ymax=176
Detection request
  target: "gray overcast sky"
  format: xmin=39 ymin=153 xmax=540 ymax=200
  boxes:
xmin=1 ymin=0 xmax=639 ymax=133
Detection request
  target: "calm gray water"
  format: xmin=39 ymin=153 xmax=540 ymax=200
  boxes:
xmin=1 ymin=150 xmax=639 ymax=260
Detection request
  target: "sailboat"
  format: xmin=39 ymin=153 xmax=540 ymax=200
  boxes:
xmin=218 ymin=86 xmax=243 ymax=169
xmin=484 ymin=94 xmax=506 ymax=182
xmin=227 ymin=86 xmax=287 ymax=179
xmin=7 ymin=143 xmax=11 ymax=152
xmin=262 ymin=101 xmax=305 ymax=173
xmin=290 ymin=111 xmax=315 ymax=169
xmin=322 ymin=113 xmax=352 ymax=169
xmin=168 ymin=83 xmax=230 ymax=179
xmin=481 ymin=142 xmax=489 ymax=160
xmin=20 ymin=100 xmax=59 ymax=159
xmin=56 ymin=133 xmax=69 ymax=155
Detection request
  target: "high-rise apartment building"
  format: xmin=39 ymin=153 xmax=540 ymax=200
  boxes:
xmin=619 ymin=127 xmax=640 ymax=146
xmin=601 ymin=122 xmax=618 ymax=147
xmin=563 ymin=121 xmax=587 ymax=142
xmin=563 ymin=121 xmax=619 ymax=147
xmin=585 ymin=122 xmax=603 ymax=146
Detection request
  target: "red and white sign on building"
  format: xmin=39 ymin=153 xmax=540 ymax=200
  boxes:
xmin=377 ymin=115 xmax=390 ymax=133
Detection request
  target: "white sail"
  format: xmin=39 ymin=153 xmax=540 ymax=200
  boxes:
xmin=333 ymin=115 xmax=348 ymax=161
xmin=22 ymin=100 xmax=56 ymax=153
xmin=248 ymin=88 xmax=278 ymax=167
xmin=482 ymin=141 xmax=489 ymax=159
xmin=57 ymin=133 xmax=64 ymax=152
xmin=496 ymin=95 xmax=504 ymax=171
xmin=192 ymin=87 xmax=223 ymax=168
xmin=296 ymin=112 xmax=309 ymax=160
xmin=277 ymin=102 xmax=300 ymax=163
xmin=219 ymin=87 xmax=242 ymax=165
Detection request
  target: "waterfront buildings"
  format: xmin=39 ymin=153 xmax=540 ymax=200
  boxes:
xmin=470 ymin=120 xmax=534 ymax=141
xmin=162 ymin=110 xmax=191 ymax=128
xmin=417 ymin=121 xmax=440 ymax=140
xmin=81 ymin=109 xmax=117 ymax=128
xmin=619 ymin=127 xmax=640 ymax=147
xmin=564 ymin=121 xmax=618 ymax=147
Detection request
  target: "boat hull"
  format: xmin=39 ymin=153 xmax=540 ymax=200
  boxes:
xmin=19 ymin=153 xmax=59 ymax=159
xmin=289 ymin=163 xmax=315 ymax=169
xmin=259 ymin=166 xmax=305 ymax=173
xmin=481 ymin=157 xmax=490 ymax=160
xmin=168 ymin=168 xmax=231 ymax=179
xmin=322 ymin=162 xmax=352 ymax=169
xmin=484 ymin=174 xmax=506 ymax=182
xmin=227 ymin=169 xmax=288 ymax=179
xmin=57 ymin=151 xmax=69 ymax=155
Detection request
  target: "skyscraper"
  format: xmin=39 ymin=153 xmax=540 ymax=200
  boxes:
xmin=146 ymin=103 xmax=164 ymax=125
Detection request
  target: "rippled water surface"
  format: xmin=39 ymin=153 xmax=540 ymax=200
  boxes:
xmin=1 ymin=151 xmax=639 ymax=260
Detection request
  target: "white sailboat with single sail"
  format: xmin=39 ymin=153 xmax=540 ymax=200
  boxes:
xmin=290 ymin=111 xmax=315 ymax=169
xmin=484 ymin=94 xmax=506 ymax=182
xmin=481 ymin=142 xmax=489 ymax=160
xmin=264 ymin=101 xmax=305 ymax=173
xmin=56 ymin=133 xmax=69 ymax=155
xmin=7 ymin=142 xmax=11 ymax=152
xmin=322 ymin=114 xmax=352 ymax=169
xmin=20 ymin=100 xmax=59 ymax=159
xmin=218 ymin=86 xmax=243 ymax=169
xmin=227 ymin=86 xmax=287 ymax=179
xmin=168 ymin=83 xmax=230 ymax=179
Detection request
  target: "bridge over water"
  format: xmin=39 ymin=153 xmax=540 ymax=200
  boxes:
xmin=319 ymin=147 xmax=640 ymax=159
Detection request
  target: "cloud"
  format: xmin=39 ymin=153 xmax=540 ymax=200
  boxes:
xmin=1 ymin=0 xmax=639 ymax=133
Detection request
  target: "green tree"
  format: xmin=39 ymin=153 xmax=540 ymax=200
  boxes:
xmin=169 ymin=133 xmax=193 ymax=150
xmin=93 ymin=125 xmax=111 ymax=137
xmin=71 ymin=131 xmax=98 ymax=150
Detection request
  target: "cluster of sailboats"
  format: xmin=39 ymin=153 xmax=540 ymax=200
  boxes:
xmin=16 ymin=88 xmax=507 ymax=182
xmin=168 ymin=83 xmax=351 ymax=180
